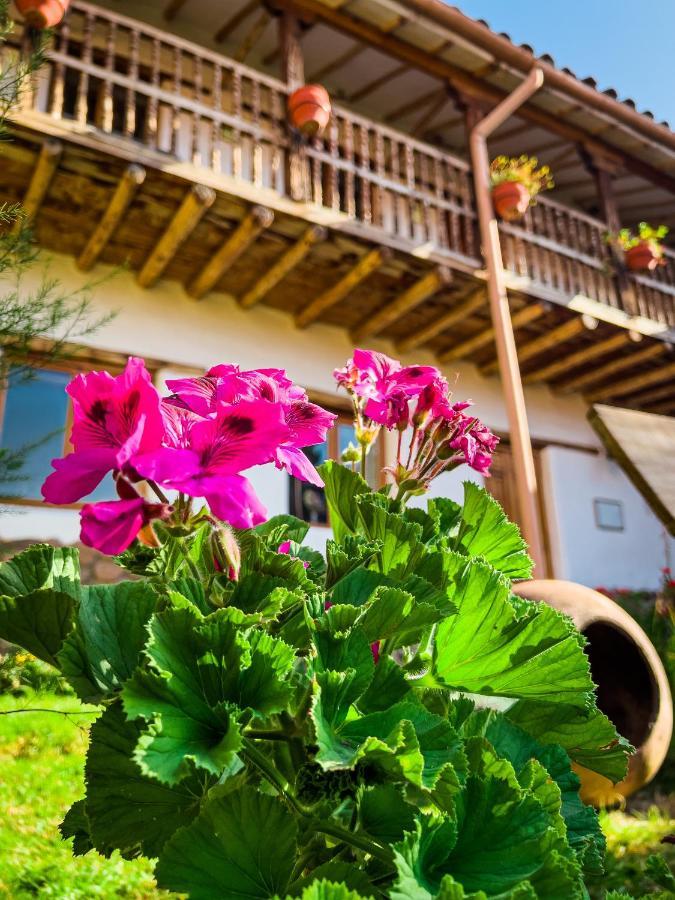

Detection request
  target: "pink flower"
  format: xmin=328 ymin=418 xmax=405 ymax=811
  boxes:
xmin=42 ymin=358 xmax=163 ymax=504
xmin=80 ymin=497 xmax=170 ymax=555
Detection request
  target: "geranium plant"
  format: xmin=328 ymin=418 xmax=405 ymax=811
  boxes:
xmin=489 ymin=155 xmax=554 ymax=221
xmin=0 ymin=350 xmax=632 ymax=899
xmin=607 ymin=222 xmax=669 ymax=272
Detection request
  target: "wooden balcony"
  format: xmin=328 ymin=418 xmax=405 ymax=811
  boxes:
xmin=2 ymin=1 xmax=674 ymax=412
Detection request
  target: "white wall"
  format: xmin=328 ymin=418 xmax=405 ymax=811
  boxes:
xmin=540 ymin=445 xmax=675 ymax=590
xmin=2 ymin=252 xmax=671 ymax=590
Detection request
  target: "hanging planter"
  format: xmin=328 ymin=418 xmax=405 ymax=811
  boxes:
xmin=16 ymin=0 xmax=70 ymax=28
xmin=489 ymin=154 xmax=554 ymax=222
xmin=288 ymin=84 xmax=331 ymax=138
xmin=608 ymin=222 xmax=669 ymax=272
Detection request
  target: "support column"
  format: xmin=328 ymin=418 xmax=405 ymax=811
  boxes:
xmin=279 ymin=10 xmax=308 ymax=201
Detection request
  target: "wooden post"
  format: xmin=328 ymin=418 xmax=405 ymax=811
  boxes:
xmin=137 ymin=184 xmax=215 ymax=289
xmin=438 ymin=303 xmax=545 ymax=363
xmin=351 ymin=267 xmax=452 ymax=343
xmin=13 ymin=140 xmax=62 ymax=233
xmin=77 ymin=165 xmax=146 ymax=271
xmin=187 ymin=206 xmax=274 ymax=300
xmin=295 ymin=247 xmax=389 ymax=328
xmin=239 ymin=225 xmax=326 ymax=309
xmin=480 ymin=316 xmax=586 ymax=377
xmin=280 ymin=10 xmax=308 ymax=202
xmin=396 ymin=287 xmax=486 ymax=353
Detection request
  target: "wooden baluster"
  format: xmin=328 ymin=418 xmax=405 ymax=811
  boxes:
xmin=98 ymin=19 xmax=116 ymax=132
xmin=324 ymin=114 xmax=340 ymax=211
xmin=231 ymin=68 xmax=242 ymax=179
xmin=546 ymin=206 xmax=564 ymax=291
xmin=458 ymin=168 xmax=475 ymax=257
xmin=145 ymin=37 xmax=161 ymax=149
xmin=171 ymin=46 xmax=183 ymax=157
xmin=209 ymin=64 xmax=223 ymax=172
xmin=49 ymin=15 xmax=70 ymax=119
xmin=343 ymin=117 xmax=355 ymax=217
xmin=358 ymin=123 xmax=372 ymax=224
xmin=405 ymin=142 xmax=416 ymax=241
xmin=372 ymin=129 xmax=385 ymax=227
xmin=433 ymin=157 xmax=447 ymax=250
xmin=251 ymin=77 xmax=263 ymax=186
xmin=75 ymin=10 xmax=94 ymax=126
xmin=192 ymin=53 xmax=203 ymax=165
xmin=270 ymin=88 xmax=284 ymax=193
xmin=125 ymin=28 xmax=140 ymax=138
xmin=447 ymin=163 xmax=461 ymax=253
xmin=419 ymin=153 xmax=433 ymax=244
xmin=391 ymin=138 xmax=402 ymax=236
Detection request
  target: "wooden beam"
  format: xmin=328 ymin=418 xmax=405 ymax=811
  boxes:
xmin=187 ymin=206 xmax=274 ymax=300
xmin=270 ymin=0 xmax=675 ymax=196
xmin=480 ymin=316 xmax=586 ymax=376
xmin=137 ymin=184 xmax=215 ymax=289
xmin=438 ymin=304 xmax=544 ymax=363
xmin=235 ymin=11 xmax=270 ymax=63
xmin=396 ymin=287 xmax=486 ymax=353
xmin=295 ymin=247 xmax=389 ymax=329
xmin=631 ymin=382 xmax=675 ymax=408
xmin=309 ymin=42 xmax=365 ymax=82
xmin=351 ymin=267 xmax=451 ymax=343
xmin=77 ymin=164 xmax=145 ymax=271
xmin=558 ymin=342 xmax=667 ymax=394
xmin=411 ymin=89 xmax=449 ymax=137
xmin=644 ymin=399 xmax=675 ymax=416
xmin=348 ymin=63 xmax=408 ymax=103
xmin=586 ymin=359 xmax=675 ymax=402
xmin=385 ymin=87 xmax=441 ymax=124
xmin=164 ymin=0 xmax=188 ymax=21
xmin=215 ymin=0 xmax=258 ymax=43
xmin=13 ymin=139 xmax=62 ymax=233
xmin=523 ymin=332 xmax=630 ymax=384
xmin=239 ymin=225 xmax=326 ymax=309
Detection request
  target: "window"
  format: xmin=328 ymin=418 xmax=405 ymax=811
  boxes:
xmin=0 ymin=364 xmax=115 ymax=503
xmin=288 ymin=412 xmax=383 ymax=526
xmin=594 ymin=498 xmax=624 ymax=532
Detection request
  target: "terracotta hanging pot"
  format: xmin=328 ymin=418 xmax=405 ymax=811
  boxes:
xmin=288 ymin=84 xmax=331 ymax=138
xmin=491 ymin=180 xmax=532 ymax=221
xmin=513 ymin=579 xmax=673 ymax=806
xmin=16 ymin=0 xmax=70 ymax=28
xmin=625 ymin=240 xmax=661 ymax=272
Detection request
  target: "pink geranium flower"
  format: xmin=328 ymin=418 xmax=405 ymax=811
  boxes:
xmin=80 ymin=497 xmax=170 ymax=555
xmin=42 ymin=358 xmax=163 ymax=504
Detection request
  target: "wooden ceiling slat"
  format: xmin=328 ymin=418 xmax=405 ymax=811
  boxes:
xmin=586 ymin=359 xmax=675 ymax=401
xmin=481 ymin=317 xmax=586 ymax=376
xmin=77 ymin=164 xmax=146 ymax=272
xmin=352 ymin=267 xmax=451 ymax=342
xmin=522 ymin=332 xmax=629 ymax=384
xmin=348 ymin=62 xmax=409 ymax=104
xmin=13 ymin=139 xmax=62 ymax=234
xmin=239 ymin=225 xmax=326 ymax=308
xmin=396 ymin=287 xmax=486 ymax=353
xmin=215 ymin=0 xmax=258 ymax=44
xmin=438 ymin=303 xmax=545 ymax=363
xmin=309 ymin=42 xmax=365 ymax=82
xmin=558 ymin=342 xmax=667 ymax=394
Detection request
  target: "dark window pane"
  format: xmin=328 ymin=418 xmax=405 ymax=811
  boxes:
xmin=288 ymin=441 xmax=329 ymax=525
xmin=1 ymin=367 xmax=70 ymax=499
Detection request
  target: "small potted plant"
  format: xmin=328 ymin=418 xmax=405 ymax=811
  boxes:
xmin=610 ymin=222 xmax=669 ymax=272
xmin=490 ymin=154 xmax=554 ymax=221
xmin=288 ymin=84 xmax=331 ymax=137
xmin=16 ymin=0 xmax=70 ymax=28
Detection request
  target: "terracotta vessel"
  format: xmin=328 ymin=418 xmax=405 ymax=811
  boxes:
xmin=491 ymin=180 xmax=532 ymax=221
xmin=16 ymin=0 xmax=70 ymax=28
xmin=625 ymin=240 xmax=661 ymax=272
xmin=288 ymin=85 xmax=331 ymax=137
xmin=513 ymin=579 xmax=673 ymax=806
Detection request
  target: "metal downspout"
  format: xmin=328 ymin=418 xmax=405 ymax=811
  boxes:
xmin=469 ymin=67 xmax=546 ymax=574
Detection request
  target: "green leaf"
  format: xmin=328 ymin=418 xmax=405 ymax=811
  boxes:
xmin=254 ymin=514 xmax=310 ymax=545
xmin=358 ymin=783 xmax=417 ymax=844
xmin=289 ymin=864 xmax=377 ymax=898
xmin=0 ymin=543 xmax=80 ymax=598
xmin=85 ymin=702 xmax=214 ymax=858
xmin=356 ymin=494 xmax=426 ymax=577
xmin=357 ymin=587 xmax=440 ymax=649
xmin=358 ymin=655 xmax=411 ymax=714
xmin=432 ymin=559 xmax=593 ymax=706
xmin=58 ymin=581 xmax=158 ymax=699
xmin=428 ymin=498 xmax=462 ymax=539
xmin=506 ymin=698 xmax=632 ymax=783
xmin=0 ymin=589 xmax=75 ymax=667
xmin=286 ymin=879 xmax=375 ymax=900
xmin=156 ymin=786 xmax=297 ymax=899
xmin=320 ymin=460 xmax=371 ymax=542
xmin=455 ymin=483 xmax=533 ymax=580
xmin=123 ymin=605 xmax=294 ymax=783
xmin=645 ymin=855 xmax=675 ymax=891
xmin=59 ymin=800 xmax=94 ymax=857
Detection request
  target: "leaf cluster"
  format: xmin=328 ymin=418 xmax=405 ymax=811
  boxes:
xmin=489 ymin=155 xmax=554 ymax=196
xmin=0 ymin=466 xmax=634 ymax=898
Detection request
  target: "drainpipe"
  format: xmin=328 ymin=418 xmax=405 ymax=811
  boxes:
xmin=469 ymin=67 xmax=546 ymax=574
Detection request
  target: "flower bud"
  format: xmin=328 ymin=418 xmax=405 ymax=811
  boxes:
xmin=340 ymin=442 xmax=361 ymax=464
xmin=211 ymin=524 xmax=241 ymax=581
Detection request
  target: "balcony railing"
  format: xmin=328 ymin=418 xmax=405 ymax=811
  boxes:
xmin=10 ymin=0 xmax=675 ymax=330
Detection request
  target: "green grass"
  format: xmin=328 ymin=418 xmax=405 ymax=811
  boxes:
xmin=0 ymin=691 xmax=673 ymax=899
xmin=0 ymin=690 xmax=171 ymax=899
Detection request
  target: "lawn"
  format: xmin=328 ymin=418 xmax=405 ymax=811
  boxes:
xmin=0 ymin=690 xmax=673 ymax=899
xmin=0 ymin=691 xmax=172 ymax=899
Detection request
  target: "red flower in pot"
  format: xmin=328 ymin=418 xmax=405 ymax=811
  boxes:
xmin=612 ymin=223 xmax=669 ymax=272
xmin=288 ymin=84 xmax=331 ymax=138
xmin=16 ymin=0 xmax=70 ymax=28
xmin=489 ymin=154 xmax=554 ymax=222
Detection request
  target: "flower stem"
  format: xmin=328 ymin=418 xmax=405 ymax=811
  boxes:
xmin=360 ymin=444 xmax=367 ymax=480
xmin=147 ymin=479 xmax=169 ymax=504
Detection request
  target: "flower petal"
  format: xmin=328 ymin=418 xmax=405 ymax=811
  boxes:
xmin=41 ymin=449 xmax=117 ymax=504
